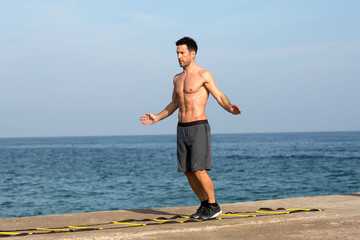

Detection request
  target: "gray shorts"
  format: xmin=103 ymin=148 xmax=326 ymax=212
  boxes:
xmin=177 ymin=120 xmax=211 ymax=172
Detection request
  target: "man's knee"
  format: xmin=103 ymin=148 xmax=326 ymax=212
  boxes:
xmin=186 ymin=170 xmax=206 ymax=177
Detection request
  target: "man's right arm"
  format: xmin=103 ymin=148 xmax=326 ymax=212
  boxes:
xmin=140 ymin=86 xmax=179 ymax=125
xmin=202 ymin=71 xmax=241 ymax=115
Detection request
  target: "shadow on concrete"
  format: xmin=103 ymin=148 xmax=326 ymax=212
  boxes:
xmin=343 ymin=193 xmax=360 ymax=197
xmin=125 ymin=208 xmax=176 ymax=216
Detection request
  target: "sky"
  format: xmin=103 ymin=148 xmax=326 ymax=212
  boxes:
xmin=1 ymin=0 xmax=359 ymax=138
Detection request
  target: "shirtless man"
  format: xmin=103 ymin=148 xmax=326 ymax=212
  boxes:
xmin=140 ymin=37 xmax=241 ymax=219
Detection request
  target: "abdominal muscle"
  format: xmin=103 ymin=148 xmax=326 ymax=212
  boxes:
xmin=177 ymin=89 xmax=209 ymax=123
xmin=178 ymin=109 xmax=207 ymax=123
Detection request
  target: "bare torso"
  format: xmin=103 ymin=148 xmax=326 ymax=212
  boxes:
xmin=174 ymin=66 xmax=209 ymax=123
xmin=140 ymin=42 xmax=240 ymax=128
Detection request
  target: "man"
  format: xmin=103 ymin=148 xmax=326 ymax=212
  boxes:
xmin=140 ymin=37 xmax=241 ymax=219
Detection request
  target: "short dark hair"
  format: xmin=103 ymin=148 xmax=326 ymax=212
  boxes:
xmin=176 ymin=37 xmax=198 ymax=54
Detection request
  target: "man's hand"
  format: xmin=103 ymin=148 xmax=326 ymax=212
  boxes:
xmin=230 ymin=104 xmax=241 ymax=115
xmin=140 ymin=113 xmax=158 ymax=125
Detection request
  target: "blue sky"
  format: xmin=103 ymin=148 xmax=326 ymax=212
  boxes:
xmin=1 ymin=0 xmax=359 ymax=138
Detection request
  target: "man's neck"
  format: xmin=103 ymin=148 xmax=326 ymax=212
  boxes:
xmin=182 ymin=61 xmax=197 ymax=74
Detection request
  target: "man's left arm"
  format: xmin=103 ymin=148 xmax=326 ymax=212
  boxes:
xmin=203 ymin=71 xmax=241 ymax=115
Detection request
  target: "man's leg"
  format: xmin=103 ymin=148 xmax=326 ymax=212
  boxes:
xmin=185 ymin=171 xmax=211 ymax=219
xmin=186 ymin=170 xmax=221 ymax=219
xmin=185 ymin=170 xmax=215 ymax=203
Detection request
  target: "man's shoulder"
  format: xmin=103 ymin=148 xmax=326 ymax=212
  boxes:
xmin=174 ymin=72 xmax=183 ymax=78
xmin=198 ymin=67 xmax=210 ymax=75
xmin=197 ymin=67 xmax=213 ymax=81
xmin=173 ymin=72 xmax=183 ymax=82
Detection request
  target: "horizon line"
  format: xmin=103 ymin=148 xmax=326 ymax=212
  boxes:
xmin=1 ymin=129 xmax=360 ymax=140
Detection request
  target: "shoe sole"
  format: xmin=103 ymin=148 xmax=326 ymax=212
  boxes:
xmin=200 ymin=210 xmax=222 ymax=220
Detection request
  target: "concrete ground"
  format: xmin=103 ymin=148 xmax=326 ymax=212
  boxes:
xmin=1 ymin=193 xmax=359 ymax=240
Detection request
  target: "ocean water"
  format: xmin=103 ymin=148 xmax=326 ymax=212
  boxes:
xmin=1 ymin=132 xmax=359 ymax=219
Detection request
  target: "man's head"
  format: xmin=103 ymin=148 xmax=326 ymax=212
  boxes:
xmin=176 ymin=37 xmax=198 ymax=54
xmin=176 ymin=37 xmax=198 ymax=68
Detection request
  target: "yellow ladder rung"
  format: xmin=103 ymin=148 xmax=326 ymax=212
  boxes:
xmin=0 ymin=232 xmax=32 ymax=235
xmin=221 ymin=214 xmax=256 ymax=217
xmin=112 ymin=222 xmax=146 ymax=226
xmin=255 ymin=211 xmax=289 ymax=214
xmin=286 ymin=208 xmax=323 ymax=211
xmin=35 ymin=228 xmax=71 ymax=232
xmin=68 ymin=226 xmax=103 ymax=230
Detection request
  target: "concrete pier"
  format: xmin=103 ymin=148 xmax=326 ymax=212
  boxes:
xmin=1 ymin=193 xmax=359 ymax=239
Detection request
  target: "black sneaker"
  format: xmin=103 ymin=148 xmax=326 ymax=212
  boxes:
xmin=190 ymin=204 xmax=206 ymax=219
xmin=199 ymin=203 xmax=222 ymax=219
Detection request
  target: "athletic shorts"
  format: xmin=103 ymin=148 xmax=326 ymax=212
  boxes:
xmin=177 ymin=120 xmax=211 ymax=172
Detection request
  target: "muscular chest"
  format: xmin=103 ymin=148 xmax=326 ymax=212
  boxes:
xmin=176 ymin=75 xmax=204 ymax=94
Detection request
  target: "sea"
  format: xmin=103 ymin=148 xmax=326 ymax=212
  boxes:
xmin=1 ymin=131 xmax=359 ymax=219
